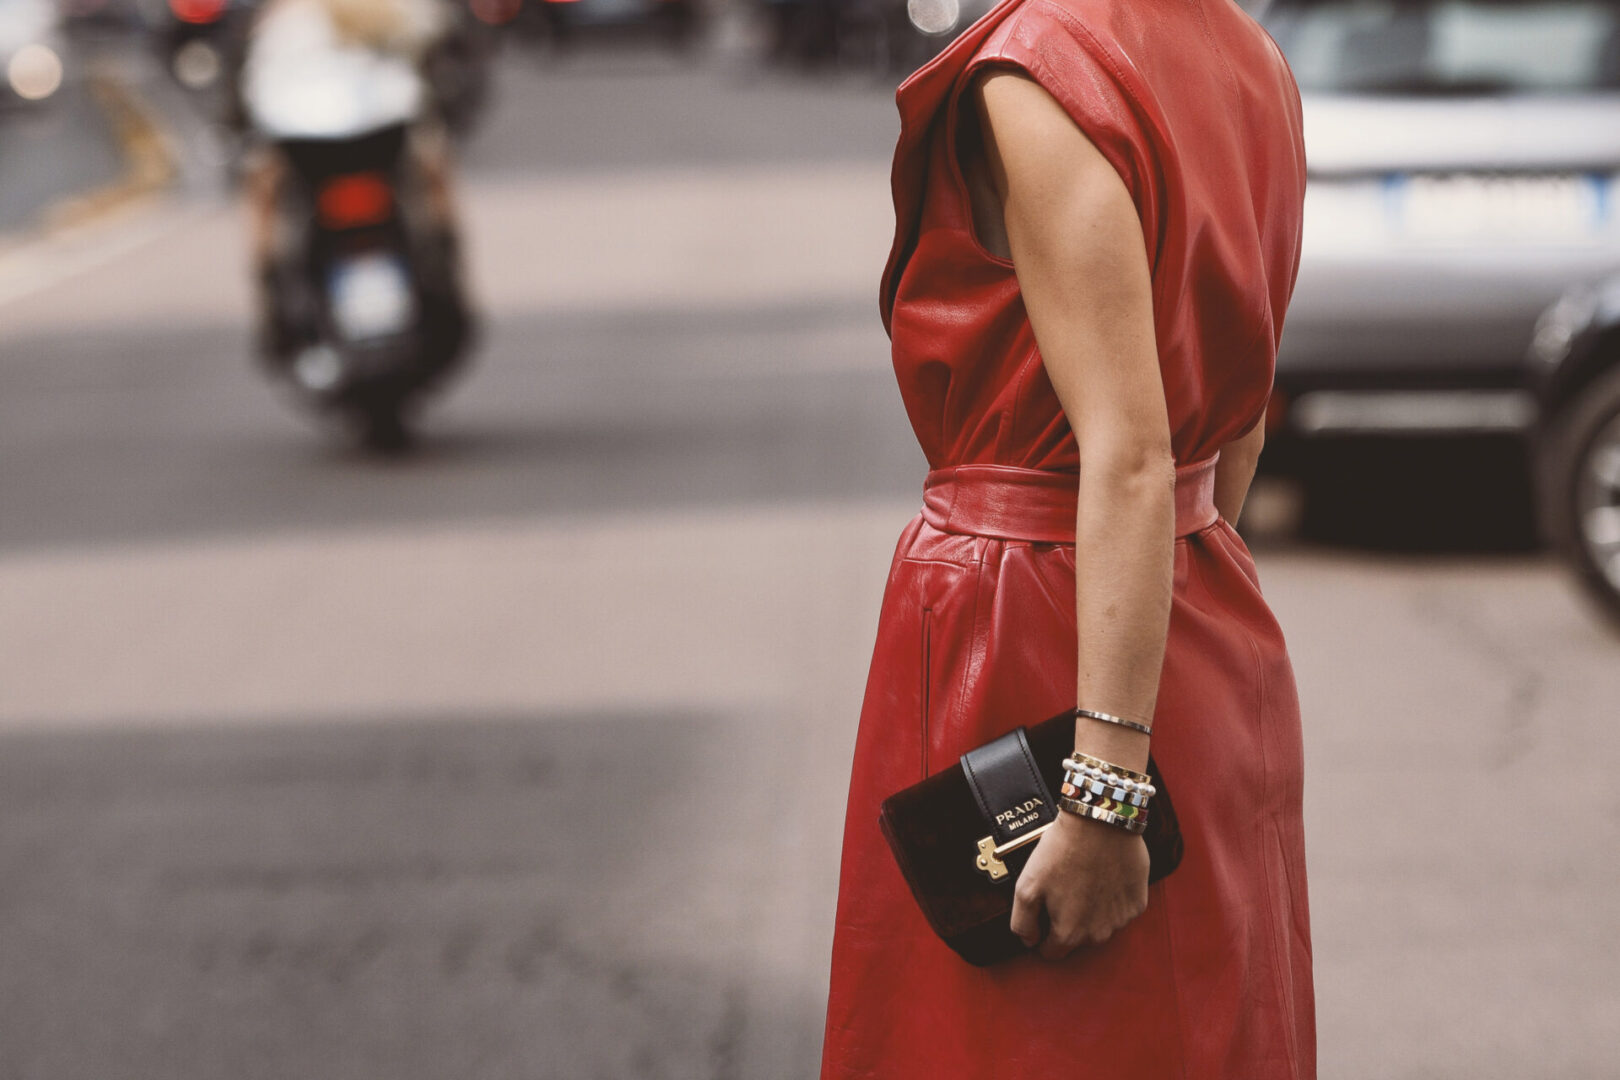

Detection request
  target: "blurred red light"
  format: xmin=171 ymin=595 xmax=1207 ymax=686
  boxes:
xmin=470 ymin=0 xmax=522 ymax=22
xmin=168 ymin=0 xmax=227 ymax=24
xmin=317 ymin=173 xmax=394 ymax=230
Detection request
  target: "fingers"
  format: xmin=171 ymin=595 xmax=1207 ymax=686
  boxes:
xmin=1038 ymin=919 xmax=1105 ymax=961
xmin=1011 ymin=830 xmax=1153 ymax=961
xmin=1009 ymin=879 xmax=1045 ymax=949
xmin=1036 ymin=905 xmax=1145 ymax=961
xmin=1037 ymin=928 xmax=1078 ymax=961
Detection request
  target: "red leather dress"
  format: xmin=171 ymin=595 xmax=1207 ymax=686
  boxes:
xmin=820 ymin=0 xmax=1314 ymax=1077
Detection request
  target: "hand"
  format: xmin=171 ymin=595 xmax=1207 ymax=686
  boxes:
xmin=1010 ymin=810 xmax=1150 ymax=961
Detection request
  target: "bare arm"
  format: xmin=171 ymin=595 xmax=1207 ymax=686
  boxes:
xmin=973 ymin=70 xmax=1167 ymax=958
xmin=1214 ymin=415 xmax=1266 ymax=524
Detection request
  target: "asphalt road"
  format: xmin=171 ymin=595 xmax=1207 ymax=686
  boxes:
xmin=2 ymin=35 xmax=1619 ymax=1080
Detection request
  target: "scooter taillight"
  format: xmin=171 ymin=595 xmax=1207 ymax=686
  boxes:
xmin=317 ymin=173 xmax=395 ymax=231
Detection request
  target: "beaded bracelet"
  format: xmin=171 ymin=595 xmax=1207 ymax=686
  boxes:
xmin=1067 ymin=751 xmax=1151 ymax=786
xmin=1061 ymin=758 xmax=1157 ymax=803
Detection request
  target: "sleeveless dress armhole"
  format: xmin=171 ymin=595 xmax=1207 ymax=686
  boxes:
xmin=948 ymin=0 xmax=1166 ymax=272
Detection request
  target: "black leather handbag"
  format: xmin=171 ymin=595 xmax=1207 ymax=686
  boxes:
xmin=878 ymin=709 xmax=1184 ymax=966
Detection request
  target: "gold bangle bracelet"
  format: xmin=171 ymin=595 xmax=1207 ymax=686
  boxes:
xmin=1075 ymin=707 xmax=1153 ymax=737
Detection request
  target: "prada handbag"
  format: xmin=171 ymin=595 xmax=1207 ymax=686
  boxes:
xmin=878 ymin=709 xmax=1185 ymax=966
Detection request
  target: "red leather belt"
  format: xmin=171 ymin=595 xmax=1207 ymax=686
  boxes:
xmin=921 ymin=457 xmax=1220 ymax=543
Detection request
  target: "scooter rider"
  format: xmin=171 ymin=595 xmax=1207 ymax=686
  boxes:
xmin=235 ymin=0 xmax=469 ymax=365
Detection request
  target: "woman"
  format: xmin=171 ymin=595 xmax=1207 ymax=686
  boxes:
xmin=820 ymin=0 xmax=1312 ymax=1075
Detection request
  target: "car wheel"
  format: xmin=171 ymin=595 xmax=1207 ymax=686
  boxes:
xmin=1540 ymin=362 xmax=1620 ymax=629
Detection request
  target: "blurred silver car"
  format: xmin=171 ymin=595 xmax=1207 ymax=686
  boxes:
xmin=1258 ymin=0 xmax=1620 ymax=446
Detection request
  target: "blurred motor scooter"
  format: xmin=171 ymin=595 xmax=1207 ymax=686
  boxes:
xmin=236 ymin=0 xmax=475 ymax=450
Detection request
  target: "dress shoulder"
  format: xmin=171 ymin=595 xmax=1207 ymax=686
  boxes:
xmin=880 ymin=0 xmax=1173 ymax=329
xmin=954 ymin=0 xmax=1166 ymax=232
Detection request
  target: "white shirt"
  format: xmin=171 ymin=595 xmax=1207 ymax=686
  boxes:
xmin=242 ymin=0 xmax=441 ymax=140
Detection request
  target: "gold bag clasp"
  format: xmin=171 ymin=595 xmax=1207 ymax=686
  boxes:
xmin=973 ymin=822 xmax=1053 ymax=881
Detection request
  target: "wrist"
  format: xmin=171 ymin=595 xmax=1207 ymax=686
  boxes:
xmin=1053 ymin=798 xmax=1146 ymax=841
xmin=1071 ymin=705 xmax=1152 ymax=774
xmin=1070 ymin=721 xmax=1149 ymax=775
xmin=1058 ymin=747 xmax=1156 ymax=836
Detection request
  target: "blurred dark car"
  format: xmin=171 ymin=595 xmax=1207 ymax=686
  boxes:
xmin=1255 ymin=0 xmax=1620 ymax=540
xmin=136 ymin=0 xmax=254 ymax=91
xmin=527 ymin=0 xmax=698 ymax=48
xmin=755 ymin=0 xmax=990 ymax=75
xmin=1531 ymin=274 xmax=1620 ymax=623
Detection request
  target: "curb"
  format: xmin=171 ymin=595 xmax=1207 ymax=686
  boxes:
xmin=0 ymin=68 xmax=182 ymax=310
xmin=48 ymin=69 xmax=178 ymax=228
xmin=0 ymin=66 xmax=177 ymax=256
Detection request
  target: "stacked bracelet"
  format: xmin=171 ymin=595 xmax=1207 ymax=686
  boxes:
xmin=1060 ymin=798 xmax=1148 ymax=835
xmin=1067 ymin=751 xmax=1152 ymax=787
xmin=1056 ymin=752 xmax=1156 ymax=836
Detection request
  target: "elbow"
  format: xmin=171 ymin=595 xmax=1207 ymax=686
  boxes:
xmin=1080 ymin=438 xmax=1177 ymax=501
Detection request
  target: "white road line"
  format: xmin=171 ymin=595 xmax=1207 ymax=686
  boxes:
xmin=0 ymin=196 xmax=203 ymax=311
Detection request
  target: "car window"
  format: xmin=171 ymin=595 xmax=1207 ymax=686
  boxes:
xmin=1263 ymin=0 xmax=1620 ymax=94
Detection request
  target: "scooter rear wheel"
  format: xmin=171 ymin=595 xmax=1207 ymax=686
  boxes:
xmin=354 ymin=400 xmax=414 ymax=455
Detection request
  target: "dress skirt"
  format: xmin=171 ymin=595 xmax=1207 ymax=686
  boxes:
xmin=819 ymin=465 xmax=1315 ymax=1079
